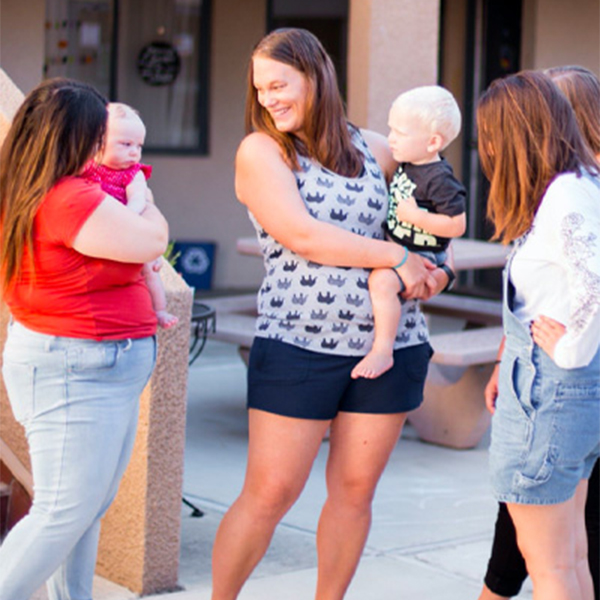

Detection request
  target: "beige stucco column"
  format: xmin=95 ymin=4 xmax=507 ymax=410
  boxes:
xmin=347 ymin=0 xmax=441 ymax=134
xmin=0 ymin=68 xmax=192 ymax=595
xmin=96 ymin=266 xmax=193 ymax=594
xmin=0 ymin=70 xmax=33 ymax=494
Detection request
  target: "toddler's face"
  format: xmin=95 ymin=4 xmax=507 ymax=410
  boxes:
xmin=101 ymin=114 xmax=146 ymax=170
xmin=387 ymin=104 xmax=435 ymax=165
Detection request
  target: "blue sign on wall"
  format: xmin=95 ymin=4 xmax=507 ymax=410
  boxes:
xmin=172 ymin=241 xmax=216 ymax=290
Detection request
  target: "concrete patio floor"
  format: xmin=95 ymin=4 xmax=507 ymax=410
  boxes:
xmin=162 ymin=339 xmax=532 ymax=599
xmin=35 ymin=337 xmax=533 ymax=600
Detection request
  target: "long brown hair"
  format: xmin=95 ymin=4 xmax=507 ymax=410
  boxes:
xmin=245 ymin=28 xmax=363 ymax=176
xmin=0 ymin=78 xmax=107 ymax=292
xmin=546 ymin=65 xmax=600 ymax=158
xmin=477 ymin=70 xmax=598 ymax=243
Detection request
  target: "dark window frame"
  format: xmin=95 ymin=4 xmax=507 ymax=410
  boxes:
xmin=107 ymin=0 xmax=211 ymax=156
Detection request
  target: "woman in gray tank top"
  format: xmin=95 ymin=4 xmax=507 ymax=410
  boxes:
xmin=211 ymin=28 xmax=453 ymax=600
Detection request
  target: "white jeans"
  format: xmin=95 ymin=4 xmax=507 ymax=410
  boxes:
xmin=0 ymin=321 xmax=156 ymax=600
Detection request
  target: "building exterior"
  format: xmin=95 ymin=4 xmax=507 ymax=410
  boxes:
xmin=1 ymin=0 xmax=598 ymax=293
xmin=0 ymin=1 xmax=598 ymax=590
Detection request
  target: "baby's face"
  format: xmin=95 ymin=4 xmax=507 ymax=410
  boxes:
xmin=101 ymin=114 xmax=146 ymax=170
xmin=387 ymin=104 xmax=434 ymax=165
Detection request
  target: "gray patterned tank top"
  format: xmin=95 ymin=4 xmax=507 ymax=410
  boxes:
xmin=248 ymin=128 xmax=429 ymax=356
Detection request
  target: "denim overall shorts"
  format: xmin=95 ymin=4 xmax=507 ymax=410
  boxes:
xmin=489 ymin=254 xmax=600 ymax=505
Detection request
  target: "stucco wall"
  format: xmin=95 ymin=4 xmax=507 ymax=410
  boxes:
xmin=1 ymin=0 xmax=598 ymax=295
xmin=0 ymin=0 xmax=45 ymax=94
xmin=0 ymin=70 xmax=30 ymax=480
xmin=149 ymin=0 xmax=267 ymax=292
xmin=0 ymin=0 xmax=268 ymax=293
xmin=439 ymin=0 xmax=467 ymax=179
xmin=97 ymin=267 xmax=193 ymax=594
xmin=347 ymin=0 xmax=441 ymax=135
xmin=522 ymin=0 xmax=600 ymax=74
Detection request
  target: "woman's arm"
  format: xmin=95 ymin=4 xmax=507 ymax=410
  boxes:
xmin=544 ymin=178 xmax=600 ymax=368
xmin=236 ymin=132 xmax=434 ymax=297
xmin=72 ymin=194 xmax=169 ymax=263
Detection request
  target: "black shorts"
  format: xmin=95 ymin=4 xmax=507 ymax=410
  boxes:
xmin=247 ymin=337 xmax=433 ymax=419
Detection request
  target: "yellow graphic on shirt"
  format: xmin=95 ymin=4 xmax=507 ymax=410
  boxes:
xmin=386 ymin=168 xmax=438 ymax=247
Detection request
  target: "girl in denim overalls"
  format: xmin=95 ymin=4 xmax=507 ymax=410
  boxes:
xmin=477 ymin=70 xmax=600 ymax=600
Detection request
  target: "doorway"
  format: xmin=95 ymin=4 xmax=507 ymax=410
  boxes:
xmin=441 ymin=0 xmax=522 ymax=297
xmin=267 ymin=0 xmax=349 ymax=99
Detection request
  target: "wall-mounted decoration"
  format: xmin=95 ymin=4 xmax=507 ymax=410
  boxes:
xmin=79 ymin=22 xmax=101 ymax=48
xmin=137 ymin=41 xmax=181 ymax=86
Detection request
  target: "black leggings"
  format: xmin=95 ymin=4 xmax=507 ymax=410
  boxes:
xmin=484 ymin=459 xmax=599 ymax=598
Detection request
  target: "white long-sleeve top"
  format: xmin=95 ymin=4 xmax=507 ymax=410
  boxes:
xmin=510 ymin=171 xmax=600 ymax=369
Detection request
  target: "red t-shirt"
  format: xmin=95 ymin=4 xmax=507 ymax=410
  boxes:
xmin=4 ymin=177 xmax=157 ymax=340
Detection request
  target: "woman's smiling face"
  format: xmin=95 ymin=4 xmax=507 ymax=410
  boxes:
xmin=252 ymin=55 xmax=310 ymax=138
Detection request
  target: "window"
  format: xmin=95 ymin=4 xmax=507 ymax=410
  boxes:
xmin=44 ymin=0 xmax=211 ymax=154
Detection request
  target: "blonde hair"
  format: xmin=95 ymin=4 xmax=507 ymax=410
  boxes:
xmin=392 ymin=85 xmax=461 ymax=149
xmin=107 ymin=102 xmax=144 ymax=126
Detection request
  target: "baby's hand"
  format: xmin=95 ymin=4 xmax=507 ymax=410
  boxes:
xmin=530 ymin=315 xmax=566 ymax=359
xmin=126 ymin=194 xmax=146 ymax=214
xmin=126 ymin=171 xmax=149 ymax=214
xmin=395 ymin=196 xmax=420 ymax=223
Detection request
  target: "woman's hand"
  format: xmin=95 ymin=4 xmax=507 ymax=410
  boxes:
xmin=485 ymin=337 xmax=505 ymax=414
xmin=396 ymin=252 xmax=437 ymax=299
xmin=531 ymin=315 xmax=566 ymax=359
xmin=418 ymin=243 xmax=456 ymax=301
xmin=484 ymin=365 xmax=500 ymax=414
xmin=420 ymin=266 xmax=450 ymax=300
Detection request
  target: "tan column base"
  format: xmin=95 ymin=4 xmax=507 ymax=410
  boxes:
xmin=408 ymin=363 xmax=494 ymax=450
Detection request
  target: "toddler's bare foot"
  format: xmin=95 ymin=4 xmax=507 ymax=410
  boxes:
xmin=351 ymin=351 xmax=394 ymax=379
xmin=157 ymin=310 xmax=179 ymax=329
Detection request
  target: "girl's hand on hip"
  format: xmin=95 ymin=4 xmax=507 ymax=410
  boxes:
xmin=484 ymin=366 xmax=500 ymax=414
xmin=530 ymin=315 xmax=566 ymax=359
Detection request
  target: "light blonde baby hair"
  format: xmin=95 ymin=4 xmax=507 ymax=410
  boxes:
xmin=392 ymin=85 xmax=461 ymax=149
xmin=108 ymin=102 xmax=144 ymax=125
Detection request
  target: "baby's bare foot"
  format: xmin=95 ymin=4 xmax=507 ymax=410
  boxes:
xmin=157 ymin=310 xmax=179 ymax=329
xmin=351 ymin=351 xmax=394 ymax=379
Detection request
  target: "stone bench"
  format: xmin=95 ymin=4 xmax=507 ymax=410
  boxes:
xmin=203 ymin=294 xmax=503 ymax=449
xmin=423 ymin=294 xmax=502 ymax=326
xmin=409 ymin=326 xmax=503 ymax=449
xmin=203 ymin=294 xmax=256 ymax=364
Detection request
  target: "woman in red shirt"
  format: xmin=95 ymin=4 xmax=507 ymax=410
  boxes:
xmin=0 ymin=78 xmax=169 ymax=600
